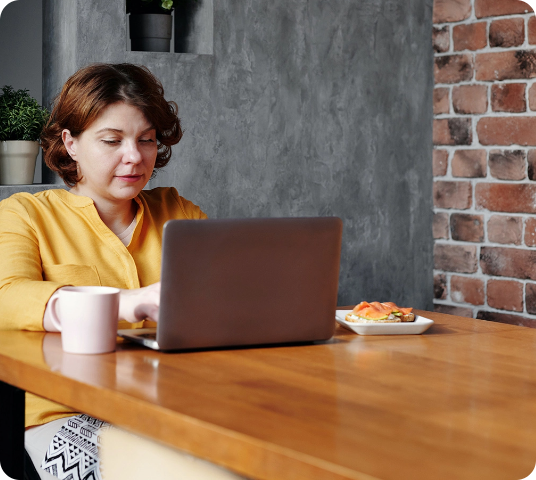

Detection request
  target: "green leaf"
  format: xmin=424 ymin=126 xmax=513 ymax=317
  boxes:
xmin=0 ymin=85 xmax=49 ymax=141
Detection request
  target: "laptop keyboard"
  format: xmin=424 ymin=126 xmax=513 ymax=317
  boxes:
xmin=138 ymin=333 xmax=157 ymax=340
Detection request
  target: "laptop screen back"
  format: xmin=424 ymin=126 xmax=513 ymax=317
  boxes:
xmin=157 ymin=217 xmax=343 ymax=351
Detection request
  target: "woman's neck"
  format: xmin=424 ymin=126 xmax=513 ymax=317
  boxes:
xmin=69 ymin=187 xmax=137 ymax=235
xmin=94 ymin=200 xmax=137 ymax=236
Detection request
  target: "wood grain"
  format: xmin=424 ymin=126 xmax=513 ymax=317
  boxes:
xmin=2 ymin=310 xmax=536 ymax=479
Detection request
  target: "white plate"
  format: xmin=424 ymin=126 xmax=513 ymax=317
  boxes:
xmin=335 ymin=310 xmax=434 ymax=336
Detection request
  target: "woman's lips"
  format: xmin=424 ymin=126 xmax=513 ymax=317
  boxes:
xmin=116 ymin=175 xmax=142 ymax=183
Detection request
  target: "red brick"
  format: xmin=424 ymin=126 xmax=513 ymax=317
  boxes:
xmin=480 ymin=246 xmax=536 ymax=280
xmin=434 ymin=273 xmax=447 ymax=300
xmin=475 ymin=51 xmax=536 ymax=81
xmin=477 ymin=310 xmax=536 ymax=328
xmin=434 ymin=181 xmax=472 ymax=209
xmin=434 ymin=243 xmax=478 ymax=273
xmin=452 ymin=85 xmax=488 ymax=114
xmin=524 ymin=217 xmax=536 ymax=246
xmin=452 ymin=149 xmax=486 ymax=177
xmin=450 ymin=213 xmax=484 ymax=242
xmin=491 ymin=83 xmax=526 ymax=113
xmin=527 ymin=149 xmax=536 ymax=180
xmin=488 ymin=149 xmax=526 ymax=180
xmin=433 ymin=212 xmax=449 ymax=239
xmin=488 ymin=215 xmax=523 ymax=245
xmin=433 ymin=26 xmax=450 ymax=53
xmin=526 ymin=283 xmax=536 ymax=314
xmin=434 ymin=304 xmax=473 ymax=317
xmin=476 ymin=183 xmax=536 ymax=213
xmin=489 ymin=18 xmax=525 ymax=48
xmin=433 ymin=149 xmax=448 ymax=176
xmin=453 ymin=22 xmax=487 ymax=51
xmin=487 ymin=279 xmax=524 ymax=312
xmin=434 ymin=0 xmax=471 ymax=23
xmin=477 ymin=117 xmax=536 ymax=146
xmin=434 ymin=118 xmax=472 ymax=145
xmin=529 ymin=16 xmax=536 ymax=45
xmin=475 ymin=0 xmax=531 ymax=18
xmin=435 ymin=54 xmax=474 ymax=84
xmin=451 ymin=275 xmax=485 ymax=305
xmin=434 ymin=88 xmax=449 ymax=115
xmin=529 ymin=84 xmax=536 ymax=111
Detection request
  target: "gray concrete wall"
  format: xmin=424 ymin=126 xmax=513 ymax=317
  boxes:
xmin=0 ymin=0 xmax=42 ymax=103
xmin=42 ymin=0 xmax=77 ymax=111
xmin=42 ymin=0 xmax=434 ymax=308
xmin=0 ymin=0 xmax=43 ymax=182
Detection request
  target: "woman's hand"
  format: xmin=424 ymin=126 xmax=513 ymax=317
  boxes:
xmin=119 ymin=282 xmax=161 ymax=323
xmin=43 ymin=282 xmax=161 ymax=331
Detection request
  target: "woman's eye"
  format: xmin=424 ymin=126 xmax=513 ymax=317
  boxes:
xmin=139 ymin=138 xmax=155 ymax=143
xmin=102 ymin=139 xmax=120 ymax=145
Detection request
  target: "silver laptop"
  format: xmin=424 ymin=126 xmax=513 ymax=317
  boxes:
xmin=118 ymin=217 xmax=343 ymax=351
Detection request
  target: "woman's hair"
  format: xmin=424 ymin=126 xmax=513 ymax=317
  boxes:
xmin=41 ymin=63 xmax=183 ymax=187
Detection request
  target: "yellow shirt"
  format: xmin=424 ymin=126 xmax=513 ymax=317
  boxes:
xmin=0 ymin=187 xmax=207 ymax=426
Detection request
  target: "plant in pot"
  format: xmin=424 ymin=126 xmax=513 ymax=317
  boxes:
xmin=0 ymin=86 xmax=49 ymax=185
xmin=127 ymin=0 xmax=175 ymax=52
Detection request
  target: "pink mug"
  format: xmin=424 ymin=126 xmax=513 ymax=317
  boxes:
xmin=49 ymin=286 xmax=120 ymax=354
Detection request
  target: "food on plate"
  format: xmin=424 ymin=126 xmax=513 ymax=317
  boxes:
xmin=345 ymin=301 xmax=415 ymax=323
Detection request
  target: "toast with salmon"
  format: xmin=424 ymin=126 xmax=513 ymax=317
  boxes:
xmin=345 ymin=301 xmax=415 ymax=323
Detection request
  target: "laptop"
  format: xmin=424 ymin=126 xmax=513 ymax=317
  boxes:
xmin=118 ymin=216 xmax=343 ymax=351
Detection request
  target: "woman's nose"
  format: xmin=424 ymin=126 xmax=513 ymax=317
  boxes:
xmin=124 ymin=142 xmax=142 ymax=164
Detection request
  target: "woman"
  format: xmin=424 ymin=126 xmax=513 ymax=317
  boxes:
xmin=0 ymin=63 xmax=207 ymax=479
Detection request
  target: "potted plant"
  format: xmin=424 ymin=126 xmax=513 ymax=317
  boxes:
xmin=127 ymin=0 xmax=175 ymax=52
xmin=0 ymin=86 xmax=49 ymax=185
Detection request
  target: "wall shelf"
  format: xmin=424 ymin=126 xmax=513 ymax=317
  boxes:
xmin=0 ymin=184 xmax=65 ymax=202
xmin=126 ymin=0 xmax=213 ymax=55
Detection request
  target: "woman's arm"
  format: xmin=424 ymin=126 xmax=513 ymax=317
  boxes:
xmin=0 ymin=197 xmax=67 ymax=331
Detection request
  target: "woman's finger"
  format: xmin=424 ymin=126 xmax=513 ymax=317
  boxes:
xmin=133 ymin=303 xmax=159 ymax=323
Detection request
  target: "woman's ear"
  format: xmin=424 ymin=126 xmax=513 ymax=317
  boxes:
xmin=62 ymin=129 xmax=77 ymax=159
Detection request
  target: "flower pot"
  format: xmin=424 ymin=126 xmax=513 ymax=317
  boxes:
xmin=0 ymin=141 xmax=39 ymax=185
xmin=129 ymin=14 xmax=172 ymax=52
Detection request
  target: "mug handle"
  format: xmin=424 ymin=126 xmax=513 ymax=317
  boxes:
xmin=48 ymin=293 xmax=62 ymax=332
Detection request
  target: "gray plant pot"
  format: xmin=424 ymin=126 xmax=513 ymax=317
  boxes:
xmin=0 ymin=141 xmax=39 ymax=185
xmin=130 ymin=14 xmax=172 ymax=52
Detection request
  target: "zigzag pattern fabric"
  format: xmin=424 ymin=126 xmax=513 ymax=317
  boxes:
xmin=41 ymin=414 xmax=113 ymax=480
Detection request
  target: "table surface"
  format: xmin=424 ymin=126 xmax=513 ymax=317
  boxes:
xmin=1 ymin=309 xmax=536 ymax=480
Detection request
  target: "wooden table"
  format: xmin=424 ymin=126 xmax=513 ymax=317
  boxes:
xmin=1 ymin=310 xmax=536 ymax=480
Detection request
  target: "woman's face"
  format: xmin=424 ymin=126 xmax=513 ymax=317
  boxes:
xmin=62 ymin=102 xmax=158 ymax=205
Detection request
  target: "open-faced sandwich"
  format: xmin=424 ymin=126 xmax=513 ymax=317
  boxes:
xmin=345 ymin=301 xmax=415 ymax=323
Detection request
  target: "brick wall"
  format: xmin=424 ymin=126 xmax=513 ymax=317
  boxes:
xmin=433 ymin=0 xmax=536 ymax=326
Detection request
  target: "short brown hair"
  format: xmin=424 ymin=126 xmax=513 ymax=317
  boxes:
xmin=41 ymin=63 xmax=182 ymax=187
